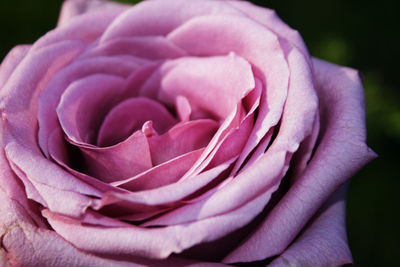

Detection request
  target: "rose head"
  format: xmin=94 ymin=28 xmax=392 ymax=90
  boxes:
xmin=0 ymin=0 xmax=376 ymax=266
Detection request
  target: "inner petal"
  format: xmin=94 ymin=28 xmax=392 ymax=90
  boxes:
xmin=112 ymin=148 xmax=204 ymax=191
xmin=56 ymin=74 xmax=125 ymax=145
xmin=38 ymin=55 xmax=142 ymax=156
xmin=77 ymin=131 xmax=153 ymax=183
xmin=148 ymin=119 xmax=218 ymax=166
xmin=157 ymin=52 xmax=255 ymax=120
xmin=97 ymin=97 xmax=178 ymax=147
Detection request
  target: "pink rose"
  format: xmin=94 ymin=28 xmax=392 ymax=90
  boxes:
xmin=0 ymin=0 xmax=376 ymax=266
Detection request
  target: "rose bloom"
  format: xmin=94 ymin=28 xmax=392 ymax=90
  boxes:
xmin=0 ymin=0 xmax=376 ymax=266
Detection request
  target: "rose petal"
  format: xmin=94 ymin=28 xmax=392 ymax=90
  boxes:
xmin=206 ymin=113 xmax=253 ymax=170
xmin=81 ymin=209 xmax=132 ymax=228
xmin=229 ymin=39 xmax=318 ymax=178
xmin=181 ymin=78 xmax=262 ymax=179
xmin=97 ymin=97 xmax=177 ymax=147
xmin=0 ymin=191 xmax=172 ymax=267
xmin=100 ymin=0 xmax=242 ymax=42
xmin=268 ymin=184 xmax=353 ymax=267
xmin=0 ymin=200 xmax=225 ymax=266
xmin=7 ymin=160 xmax=46 ymax=208
xmin=1 ymin=41 xmax=84 ymax=142
xmin=57 ymin=74 xmax=126 ymax=144
xmin=157 ymin=53 xmax=255 ymax=119
xmin=266 ymin=41 xmax=318 ymax=153
xmin=81 ymin=36 xmax=187 ymax=60
xmin=182 ymin=106 xmax=255 ymax=181
xmin=120 ymin=62 xmax=160 ymax=100
xmin=232 ymin=39 xmax=319 ymax=177
xmin=76 ymin=130 xmax=152 ymax=183
xmin=222 ymin=59 xmax=377 ymax=263
xmin=33 ymin=8 xmax=124 ymax=51
xmin=0 ymin=45 xmax=30 ymax=89
xmin=169 ymin=14 xmax=290 ymax=175
xmin=113 ymin=148 xmax=204 ymax=191
xmin=0 ymin=41 xmax=103 ymax=217
xmin=58 ymin=0 xmax=129 ymax=27
xmin=289 ymin=111 xmax=320 ymax=181
xmin=175 ymin=41 xmax=319 ymax=227
xmin=93 ymin=157 xmax=236 ymax=215
xmin=176 ymin=95 xmax=192 ymax=122
xmin=143 ymin=151 xmax=286 ymax=226
xmin=6 ymin=158 xmax=93 ymax=217
xmin=0 ymin=129 xmax=45 ymax=228
xmin=227 ymin=0 xmax=310 ymax=61
xmin=38 ymin=56 xmax=141 ymax=156
xmin=43 ymin=186 xmax=272 ymax=260
xmin=148 ymin=119 xmax=218 ymax=166
xmin=47 ymin=128 xmax=126 ymax=194
xmin=191 ymin=79 xmax=262 ymax=174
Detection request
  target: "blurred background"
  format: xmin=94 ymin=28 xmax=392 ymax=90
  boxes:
xmin=0 ymin=0 xmax=398 ymax=266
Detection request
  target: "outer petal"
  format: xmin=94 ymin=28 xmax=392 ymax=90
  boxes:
xmin=0 ymin=191 xmax=127 ymax=267
xmin=58 ymin=0 xmax=130 ymax=27
xmin=0 ymin=41 xmax=103 ymax=217
xmin=0 ymin=189 xmax=225 ymax=267
xmin=223 ymin=59 xmax=377 ymax=263
xmin=80 ymin=36 xmax=187 ymax=60
xmin=226 ymin=0 xmax=309 ymax=61
xmin=0 ymin=125 xmax=45 ymax=229
xmin=0 ymin=45 xmax=31 ymax=89
xmin=269 ymin=184 xmax=353 ymax=267
xmin=100 ymin=0 xmax=242 ymax=41
xmin=43 ymin=187 xmax=273 ymax=261
xmin=34 ymin=7 xmax=124 ymax=51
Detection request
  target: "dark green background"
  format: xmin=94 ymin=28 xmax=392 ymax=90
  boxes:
xmin=0 ymin=0 xmax=398 ymax=266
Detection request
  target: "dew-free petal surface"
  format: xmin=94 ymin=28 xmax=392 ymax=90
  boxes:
xmin=82 ymin=36 xmax=186 ymax=60
xmin=113 ymin=148 xmax=204 ymax=191
xmin=44 ymin=186 xmax=274 ymax=260
xmin=223 ymin=58 xmax=377 ymax=263
xmin=57 ymin=74 xmax=126 ymax=144
xmin=269 ymin=184 xmax=353 ymax=267
xmin=38 ymin=56 xmax=139 ymax=155
xmin=94 ymin=157 xmax=236 ymax=215
xmin=149 ymin=119 xmax=218 ymax=165
xmin=100 ymin=0 xmax=242 ymax=41
xmin=78 ymin=130 xmax=152 ymax=183
xmin=158 ymin=53 xmax=255 ymax=119
xmin=58 ymin=0 xmax=129 ymax=27
xmin=98 ymin=97 xmax=177 ymax=147
xmin=169 ymin=14 xmax=290 ymax=176
xmin=0 ymin=188 xmax=225 ymax=267
xmin=0 ymin=45 xmax=31 ymax=89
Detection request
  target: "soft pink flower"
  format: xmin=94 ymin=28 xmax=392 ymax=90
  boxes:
xmin=0 ymin=0 xmax=376 ymax=266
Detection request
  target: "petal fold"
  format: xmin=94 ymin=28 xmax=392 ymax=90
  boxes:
xmin=57 ymin=74 xmax=126 ymax=144
xmin=97 ymin=97 xmax=177 ymax=147
xmin=158 ymin=53 xmax=255 ymax=119
xmin=268 ymin=184 xmax=353 ymax=267
xmin=223 ymin=59 xmax=377 ymax=263
xmin=58 ymin=0 xmax=129 ymax=27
